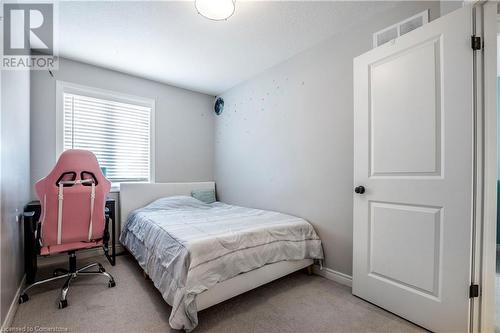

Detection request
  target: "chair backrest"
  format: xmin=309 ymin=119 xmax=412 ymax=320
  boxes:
xmin=35 ymin=149 xmax=111 ymax=246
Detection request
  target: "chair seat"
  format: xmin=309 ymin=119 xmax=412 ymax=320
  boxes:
xmin=41 ymin=240 xmax=103 ymax=255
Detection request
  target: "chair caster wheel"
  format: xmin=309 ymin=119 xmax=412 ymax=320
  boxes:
xmin=108 ymin=280 xmax=116 ymax=288
xmin=19 ymin=293 xmax=29 ymax=304
xmin=58 ymin=300 xmax=68 ymax=309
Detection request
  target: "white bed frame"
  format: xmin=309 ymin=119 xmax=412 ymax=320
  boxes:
xmin=120 ymin=182 xmax=313 ymax=311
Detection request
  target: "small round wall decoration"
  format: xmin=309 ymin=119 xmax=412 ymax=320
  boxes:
xmin=214 ymin=97 xmax=224 ymax=115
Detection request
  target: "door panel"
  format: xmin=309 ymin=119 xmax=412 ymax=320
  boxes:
xmin=369 ymin=202 xmax=441 ymax=297
xmin=370 ymin=37 xmax=442 ymax=177
xmin=353 ymin=5 xmax=473 ymax=332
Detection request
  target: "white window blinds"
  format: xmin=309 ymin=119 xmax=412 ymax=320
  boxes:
xmin=63 ymin=92 xmax=152 ymax=183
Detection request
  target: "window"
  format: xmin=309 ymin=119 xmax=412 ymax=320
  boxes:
xmin=56 ymin=82 xmax=155 ymax=186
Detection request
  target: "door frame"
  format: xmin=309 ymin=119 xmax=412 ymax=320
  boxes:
xmin=477 ymin=1 xmax=497 ymax=332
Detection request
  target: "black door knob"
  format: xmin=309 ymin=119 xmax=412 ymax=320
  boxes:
xmin=354 ymin=186 xmax=365 ymax=194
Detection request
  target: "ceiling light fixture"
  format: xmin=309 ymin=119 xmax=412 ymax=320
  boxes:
xmin=195 ymin=0 xmax=235 ymax=21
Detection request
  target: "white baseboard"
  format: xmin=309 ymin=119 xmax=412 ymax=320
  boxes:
xmin=312 ymin=265 xmax=352 ymax=287
xmin=38 ymin=244 xmax=124 ymax=267
xmin=1 ymin=274 xmax=26 ymax=330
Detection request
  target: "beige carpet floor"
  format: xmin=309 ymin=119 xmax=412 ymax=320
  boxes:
xmin=11 ymin=254 xmax=425 ymax=333
xmin=496 ymin=253 xmax=500 ymax=333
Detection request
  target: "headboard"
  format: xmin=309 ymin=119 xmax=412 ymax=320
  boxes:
xmin=119 ymin=182 xmax=215 ymax=230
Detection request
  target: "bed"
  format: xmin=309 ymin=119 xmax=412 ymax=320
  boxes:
xmin=119 ymin=182 xmax=323 ymax=331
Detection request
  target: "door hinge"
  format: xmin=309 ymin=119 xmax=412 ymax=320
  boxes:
xmin=469 ymin=284 xmax=480 ymax=298
xmin=471 ymin=35 xmax=482 ymax=51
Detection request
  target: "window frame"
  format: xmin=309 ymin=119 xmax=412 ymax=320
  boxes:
xmin=55 ymin=80 xmax=156 ymax=189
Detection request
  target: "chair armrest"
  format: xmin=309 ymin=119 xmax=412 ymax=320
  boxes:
xmin=23 ymin=211 xmax=41 ymax=248
xmin=23 ymin=211 xmax=36 ymax=242
xmin=22 ymin=209 xmax=39 ymax=283
xmin=103 ymin=208 xmax=110 ymax=243
xmin=23 ymin=211 xmax=35 ymax=218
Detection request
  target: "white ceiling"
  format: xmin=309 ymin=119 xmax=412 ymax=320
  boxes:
xmin=57 ymin=1 xmax=399 ymax=95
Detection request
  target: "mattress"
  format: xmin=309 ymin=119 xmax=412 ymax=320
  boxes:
xmin=120 ymin=196 xmax=323 ymax=331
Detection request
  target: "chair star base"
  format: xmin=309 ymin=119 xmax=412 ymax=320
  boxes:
xmin=19 ymin=250 xmax=116 ymax=308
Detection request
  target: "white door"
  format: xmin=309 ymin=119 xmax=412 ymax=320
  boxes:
xmin=353 ymin=5 xmax=475 ymax=333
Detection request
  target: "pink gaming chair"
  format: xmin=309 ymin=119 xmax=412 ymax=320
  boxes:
xmin=19 ymin=149 xmax=116 ymax=309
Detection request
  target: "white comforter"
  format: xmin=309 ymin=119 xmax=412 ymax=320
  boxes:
xmin=120 ymin=196 xmax=323 ymax=331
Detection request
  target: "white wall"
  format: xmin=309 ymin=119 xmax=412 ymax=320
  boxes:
xmin=215 ymin=1 xmax=441 ymax=276
xmin=31 ymin=57 xmax=215 ymax=197
xmin=439 ymin=0 xmax=463 ymax=17
xmin=1 ymin=69 xmax=30 ymax=326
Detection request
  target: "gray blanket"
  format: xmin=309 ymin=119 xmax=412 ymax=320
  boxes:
xmin=120 ymin=196 xmax=323 ymax=331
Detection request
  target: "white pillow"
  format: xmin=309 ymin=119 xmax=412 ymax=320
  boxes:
xmin=145 ymin=195 xmax=210 ymax=210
